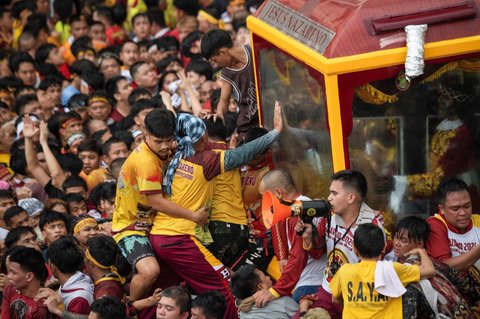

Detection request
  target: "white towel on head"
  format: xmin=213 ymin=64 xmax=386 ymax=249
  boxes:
xmin=374 ymin=260 xmax=406 ymax=298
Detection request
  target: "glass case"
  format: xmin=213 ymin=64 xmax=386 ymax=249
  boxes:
xmin=348 ymin=58 xmax=480 ymax=217
xmin=257 ymin=46 xmax=333 ymax=199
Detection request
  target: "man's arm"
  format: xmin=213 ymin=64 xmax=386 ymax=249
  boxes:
xmin=224 ymin=101 xmax=283 ymax=172
xmin=405 ymin=248 xmax=436 ymax=278
xmin=295 ymin=219 xmax=326 ymax=259
xmin=38 ymin=122 xmax=67 ymax=189
xmin=442 ymin=245 xmax=480 ymax=270
xmin=146 ymin=192 xmax=208 ymax=225
xmin=215 ymin=80 xmax=232 ymax=120
xmin=23 ymin=115 xmax=50 ymax=187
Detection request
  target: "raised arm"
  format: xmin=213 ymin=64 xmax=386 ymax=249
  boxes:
xmin=223 ymin=101 xmax=283 ymax=171
xmin=38 ymin=121 xmax=67 ymax=189
xmin=178 ymin=70 xmax=203 ymax=117
xmin=23 ymin=115 xmax=50 ymax=187
xmin=160 ymin=91 xmax=177 ymax=115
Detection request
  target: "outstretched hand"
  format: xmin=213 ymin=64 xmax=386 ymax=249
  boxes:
xmin=39 ymin=121 xmax=49 ymax=144
xmin=273 ymin=101 xmax=284 ymax=133
xmin=22 ymin=115 xmax=39 ymax=139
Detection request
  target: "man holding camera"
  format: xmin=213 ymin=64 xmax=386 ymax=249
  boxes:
xmin=252 ymin=169 xmax=326 ymax=308
xmin=294 ymin=170 xmax=386 ymax=319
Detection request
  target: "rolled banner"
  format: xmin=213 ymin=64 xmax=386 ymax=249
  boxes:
xmin=404 ymin=24 xmax=428 ymax=81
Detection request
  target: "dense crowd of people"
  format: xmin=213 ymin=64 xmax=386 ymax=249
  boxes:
xmin=0 ymin=0 xmax=478 ymax=319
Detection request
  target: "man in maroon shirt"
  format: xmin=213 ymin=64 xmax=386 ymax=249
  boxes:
xmin=425 ymin=178 xmax=480 ymax=301
xmin=1 ymin=246 xmax=52 ymax=319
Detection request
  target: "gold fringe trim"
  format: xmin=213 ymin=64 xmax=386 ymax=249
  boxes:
xmin=355 ymin=84 xmax=398 ymax=105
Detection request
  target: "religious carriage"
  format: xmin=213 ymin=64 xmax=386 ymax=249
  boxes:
xmin=248 ymin=0 xmax=480 ymax=222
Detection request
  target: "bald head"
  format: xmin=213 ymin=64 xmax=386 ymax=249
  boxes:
xmin=260 ymin=169 xmax=297 ymax=199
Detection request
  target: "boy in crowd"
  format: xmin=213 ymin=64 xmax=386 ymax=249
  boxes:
xmin=186 ymin=60 xmax=213 ymax=95
xmin=389 ymin=216 xmax=475 ymax=318
xmin=105 ymin=76 xmax=132 ymax=122
xmin=201 ymin=29 xmax=258 ymax=143
xmin=191 ymin=291 xmax=226 ymax=319
xmin=329 ymin=223 xmax=435 ymax=319
xmin=156 ymin=286 xmax=191 ymax=319
xmin=4 ymin=205 xmax=30 ymax=229
xmin=65 ymin=193 xmax=87 ymax=217
xmin=39 ymin=210 xmax=68 ymax=248
xmin=4 ymin=226 xmax=40 ymax=250
xmin=87 ymin=136 xmax=129 ymax=191
xmin=89 ymin=297 xmax=128 ymax=319
xmin=1 ymin=247 xmax=50 ymax=319
xmin=44 ymin=236 xmax=94 ymax=315
xmin=231 ymin=265 xmax=298 ymax=319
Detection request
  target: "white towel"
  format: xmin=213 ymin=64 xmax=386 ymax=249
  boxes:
xmin=374 ymin=261 xmax=406 ymax=298
xmin=418 ymin=280 xmax=450 ymax=319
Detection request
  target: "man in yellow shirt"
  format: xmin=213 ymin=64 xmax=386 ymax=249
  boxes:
xmin=149 ymin=102 xmax=284 ymax=319
xmin=113 ymin=109 xmax=207 ymax=302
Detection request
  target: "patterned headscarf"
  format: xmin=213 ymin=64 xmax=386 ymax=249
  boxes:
xmin=163 ymin=113 xmax=206 ymax=195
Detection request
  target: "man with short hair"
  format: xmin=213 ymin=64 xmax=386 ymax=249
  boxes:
xmin=9 ymin=52 xmax=37 ymax=86
xmin=105 ymin=76 xmax=132 ymax=122
xmin=231 ymin=265 xmax=298 ymax=319
xmin=45 ymin=237 xmax=94 ymax=315
xmin=296 ymin=170 xmax=386 ymax=319
xmin=156 ymin=286 xmax=191 ymax=319
xmin=88 ymin=297 xmax=127 ymax=319
xmin=13 ymin=94 xmax=43 ymax=120
xmin=132 ymin=13 xmax=152 ymax=43
xmin=87 ymin=137 xmax=129 ymax=191
xmin=113 ymin=109 xmax=208 ymax=302
xmin=253 ymin=169 xmax=325 ymax=305
xmin=426 ymin=178 xmax=480 ymax=299
xmin=191 ymin=291 xmax=226 ymax=319
xmin=1 ymin=247 xmax=50 ymax=319
xmin=131 ymin=61 xmax=157 ymax=95
xmin=4 ymin=226 xmax=40 ymax=250
xmin=39 ymin=210 xmax=68 ymax=246
xmin=119 ymin=41 xmax=139 ymax=81
xmin=4 ymin=206 xmax=30 ymax=229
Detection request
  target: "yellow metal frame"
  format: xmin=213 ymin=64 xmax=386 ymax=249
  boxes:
xmin=247 ymin=15 xmax=480 ymax=173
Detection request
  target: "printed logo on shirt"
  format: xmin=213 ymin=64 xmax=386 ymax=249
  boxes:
xmin=449 ymin=238 xmax=477 ymax=252
xmin=176 ymin=162 xmax=194 ymax=180
xmin=241 ymin=175 xmax=257 ymax=186
xmin=347 ymin=281 xmax=389 ymax=305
